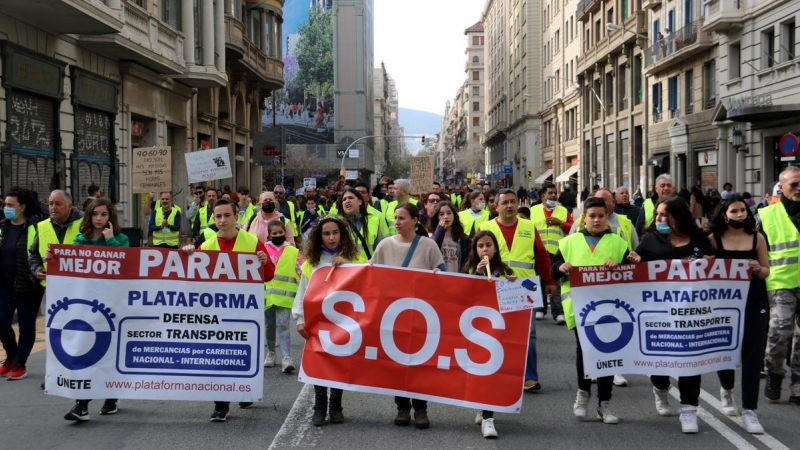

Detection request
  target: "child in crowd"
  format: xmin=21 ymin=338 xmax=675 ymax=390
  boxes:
xmin=263 ymin=220 xmax=302 ymax=372
xmin=460 ymin=230 xmax=516 ymax=439
xmin=549 ymin=197 xmax=639 ymax=425
xmin=292 ymin=216 xmax=361 ymax=427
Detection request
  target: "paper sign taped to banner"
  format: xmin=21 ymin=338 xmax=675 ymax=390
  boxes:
xmin=44 ymin=246 xmax=265 ymax=402
xmin=299 ymin=265 xmax=531 ymax=413
xmin=570 ymin=259 xmax=751 ymax=378
xmin=495 ymin=277 xmax=542 ymax=313
xmin=185 ymin=147 xmax=232 ymax=182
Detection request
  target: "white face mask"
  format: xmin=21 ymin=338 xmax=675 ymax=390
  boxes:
xmin=546 ymin=199 xmax=558 ymax=208
xmin=475 ymin=202 xmax=486 ymax=211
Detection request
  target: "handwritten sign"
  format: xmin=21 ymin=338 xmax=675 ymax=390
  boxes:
xmin=410 ymin=156 xmax=434 ymax=195
xmin=131 ymin=146 xmax=171 ymax=194
xmin=185 ymin=147 xmax=232 ymax=183
xmin=495 ymin=277 xmax=542 ymax=313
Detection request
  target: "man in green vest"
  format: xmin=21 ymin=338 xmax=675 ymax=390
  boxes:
xmin=478 ymin=189 xmax=556 ymax=392
xmin=383 ymin=179 xmax=418 ymax=234
xmin=28 ymin=190 xmax=83 ymax=287
xmin=529 ymin=183 xmax=573 ymax=324
xmin=237 ymin=186 xmax=256 ymax=227
xmin=643 ymin=173 xmax=677 ymax=228
xmin=149 ymin=192 xmax=182 ymax=248
xmin=759 ymin=166 xmax=800 ymax=405
xmin=192 ymin=188 xmax=217 ymax=237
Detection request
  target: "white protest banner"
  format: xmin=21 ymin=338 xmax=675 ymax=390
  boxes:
xmin=185 ymin=147 xmax=232 ymax=183
xmin=495 ymin=277 xmax=542 ymax=313
xmin=570 ymin=259 xmax=751 ymax=378
xmin=131 ymin=146 xmax=171 ymax=194
xmin=45 ymin=246 xmax=265 ymax=402
xmin=410 ymin=156 xmax=434 ymax=195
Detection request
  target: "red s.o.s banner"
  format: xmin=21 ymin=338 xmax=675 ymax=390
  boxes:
xmin=299 ymin=264 xmax=531 ymax=413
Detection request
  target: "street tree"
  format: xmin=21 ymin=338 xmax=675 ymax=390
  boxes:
xmin=295 ymin=7 xmax=333 ymax=109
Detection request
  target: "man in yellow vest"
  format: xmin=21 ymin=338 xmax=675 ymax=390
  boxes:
xmin=237 ymin=186 xmax=256 ymax=227
xmin=759 ymin=166 xmax=800 ymax=405
xmin=149 ymin=192 xmax=182 ymax=248
xmin=384 ymin=179 xmax=419 ymax=234
xmin=29 ymin=190 xmax=83 ymax=288
xmin=192 ymin=188 xmax=217 ymax=237
xmin=478 ymin=189 xmax=556 ymax=392
xmin=529 ymin=183 xmax=573 ymax=324
xmin=643 ymin=174 xmax=677 ymax=228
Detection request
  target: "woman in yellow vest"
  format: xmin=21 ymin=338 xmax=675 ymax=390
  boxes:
xmin=63 ymin=197 xmax=130 ymax=421
xmin=550 ymin=197 xmax=640 ymax=425
xmin=263 ymin=219 xmax=302 ymax=373
xmin=292 ymin=216 xmax=361 ymax=427
xmin=458 ymin=191 xmax=489 ymax=236
xmin=182 ymin=199 xmax=271 ymax=423
xmin=337 ymin=188 xmax=383 ymax=261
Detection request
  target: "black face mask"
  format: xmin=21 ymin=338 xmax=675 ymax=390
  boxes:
xmin=262 ymin=202 xmax=276 ymax=213
xmin=727 ymin=219 xmax=746 ymax=229
xmin=271 ymin=235 xmax=286 ymax=246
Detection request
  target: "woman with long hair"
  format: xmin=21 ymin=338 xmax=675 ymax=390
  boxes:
xmin=635 ymin=196 xmax=713 ymax=434
xmin=431 ymin=201 xmax=470 ymax=272
xmin=708 ymin=196 xmax=770 ymax=434
xmin=293 ymin=216 xmax=360 ymax=426
xmin=420 ymin=192 xmax=442 ymax=232
xmin=336 ymin=187 xmax=380 ymax=260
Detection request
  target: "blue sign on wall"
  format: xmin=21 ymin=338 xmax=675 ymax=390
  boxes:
xmin=504 ymin=165 xmax=513 ymax=174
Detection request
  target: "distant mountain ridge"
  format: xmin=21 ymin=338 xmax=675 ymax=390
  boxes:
xmin=398 ymin=107 xmax=442 ymax=154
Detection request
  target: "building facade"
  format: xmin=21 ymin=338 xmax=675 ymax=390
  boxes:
xmin=462 ymin=22 xmax=486 ymax=179
xmin=373 ymin=62 xmax=389 ymax=175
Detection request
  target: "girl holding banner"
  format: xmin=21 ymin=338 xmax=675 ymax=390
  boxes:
xmin=64 ymin=198 xmax=129 ymax=421
xmin=708 ymin=196 xmax=770 ymax=434
xmin=635 ymin=197 xmax=713 ymax=434
xmin=293 ymin=216 xmax=361 ymax=427
xmin=461 ymin=230 xmax=517 ymax=438
xmin=549 ymin=197 xmax=640 ymax=425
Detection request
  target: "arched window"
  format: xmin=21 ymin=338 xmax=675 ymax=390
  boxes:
xmin=472 ymin=55 xmax=479 ymax=63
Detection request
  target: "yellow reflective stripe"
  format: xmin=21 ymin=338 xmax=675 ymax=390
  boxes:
xmin=272 ymin=275 xmax=299 ymax=284
xmin=508 ymin=261 xmax=535 ymax=269
xmin=265 ymin=288 xmax=298 ymax=297
xmin=769 ymin=241 xmax=799 ymax=252
xmin=769 ymin=257 xmax=799 ymax=266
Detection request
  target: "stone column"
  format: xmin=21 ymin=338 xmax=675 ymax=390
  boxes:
xmin=214 ymin=0 xmax=225 ymax=72
xmin=201 ymin=0 xmax=214 ymax=66
xmin=107 ymin=0 xmax=122 ymax=10
xmin=181 ymin=0 xmax=194 ymax=64
xmin=277 ymin=18 xmax=283 ymax=59
xmin=261 ymin=10 xmax=268 ymax=54
xmin=717 ymin=127 xmax=729 ymax=191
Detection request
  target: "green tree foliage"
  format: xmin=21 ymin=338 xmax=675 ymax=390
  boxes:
xmin=386 ymin=155 xmax=410 ymax=180
xmin=295 ymin=8 xmax=334 ymax=107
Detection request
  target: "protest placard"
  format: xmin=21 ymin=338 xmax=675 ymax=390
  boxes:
xmin=409 ymin=156 xmax=434 ymax=195
xmin=185 ymin=147 xmax=232 ymax=183
xmin=131 ymin=146 xmax=171 ymax=194
xmin=495 ymin=277 xmax=542 ymax=313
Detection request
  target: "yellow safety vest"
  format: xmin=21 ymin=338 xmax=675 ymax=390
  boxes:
xmin=384 ymin=198 xmax=419 ymax=234
xmin=558 ymin=232 xmax=628 ymax=329
xmin=530 ymin=205 xmax=568 ymax=254
xmin=153 ymin=205 xmax=182 ymax=246
xmin=478 ymin=218 xmax=538 ymax=277
xmin=643 ymin=197 xmax=655 ymax=229
xmin=458 ymin=208 xmax=489 ymax=236
xmin=37 ymin=219 xmax=82 ymax=287
xmin=760 ymin=202 xmax=800 ymax=290
xmin=450 ymin=193 xmax=461 ymax=209
xmin=238 ymin=203 xmax=256 ymax=226
xmin=265 ymin=245 xmax=300 ymax=309
xmin=197 ymin=204 xmax=212 ymax=232
xmin=200 ymin=229 xmax=259 ymax=253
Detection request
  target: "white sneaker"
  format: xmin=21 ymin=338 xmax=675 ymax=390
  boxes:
xmin=535 ymin=311 xmax=544 ymax=320
xmin=555 ymin=314 xmax=566 ymax=325
xmin=653 ymin=387 xmax=673 ymax=416
xmin=263 ymin=351 xmax=276 ymax=368
xmin=720 ymin=387 xmax=738 ymax=416
xmin=613 ymin=375 xmax=628 ymax=386
xmin=474 ymin=410 xmax=483 ymax=425
xmin=597 ymin=401 xmax=619 ymax=424
xmin=573 ymin=389 xmax=590 ymax=419
xmin=481 ymin=418 xmax=498 ymax=438
xmin=281 ymin=356 xmax=295 ymax=373
xmin=679 ymin=406 xmax=699 ymax=434
xmin=741 ymin=409 xmax=764 ymax=434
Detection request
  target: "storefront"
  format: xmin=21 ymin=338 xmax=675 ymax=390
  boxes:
xmin=696 ymin=147 xmax=718 ymax=192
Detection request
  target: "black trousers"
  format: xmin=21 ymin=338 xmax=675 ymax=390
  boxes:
xmin=395 ymin=396 xmax=427 ymax=411
xmin=651 ymin=375 xmax=701 ymax=406
xmin=575 ymin=330 xmax=613 ymax=404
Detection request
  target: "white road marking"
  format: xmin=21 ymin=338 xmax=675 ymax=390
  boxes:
xmin=268 ymin=383 xmax=316 ymax=449
xmin=667 ymin=386 xmax=757 ymax=450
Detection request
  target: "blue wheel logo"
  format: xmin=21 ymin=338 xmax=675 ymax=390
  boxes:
xmin=47 ymin=298 xmax=116 ymax=370
xmin=579 ymin=299 xmax=636 ymax=354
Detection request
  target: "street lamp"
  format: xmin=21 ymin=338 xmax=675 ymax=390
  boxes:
xmin=732 ymin=127 xmax=747 ymax=154
xmin=606 ymin=23 xmax=649 ymax=40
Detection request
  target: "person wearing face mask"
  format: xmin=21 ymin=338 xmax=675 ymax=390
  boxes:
xmin=458 ymin=191 xmax=490 ymax=236
xmin=245 ymin=191 xmax=295 ymax=247
xmin=530 ymin=183 xmax=573 ymax=324
xmin=757 ymin=166 xmax=800 ymax=407
xmin=635 ymin=196 xmax=713 ymax=434
xmin=149 ymin=192 xmax=182 ymax=248
xmin=707 ymin=196 xmax=770 ymax=433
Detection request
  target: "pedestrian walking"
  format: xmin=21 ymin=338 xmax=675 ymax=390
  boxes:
xmin=63 ymin=197 xmax=129 ymax=421
xmin=457 ymin=191 xmax=489 ymax=236
xmin=336 ymin=188 xmax=383 ymax=260
xmin=293 ymin=216 xmax=361 ymax=426
xmin=149 ymin=192 xmax=182 ymax=248
xmin=550 ymin=197 xmax=640 ymax=424
xmin=431 ymin=201 xmax=471 ymax=272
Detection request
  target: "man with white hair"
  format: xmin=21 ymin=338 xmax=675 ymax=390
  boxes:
xmin=383 ymin=179 xmax=418 ymax=234
xmin=643 ymin=174 xmax=676 ymax=228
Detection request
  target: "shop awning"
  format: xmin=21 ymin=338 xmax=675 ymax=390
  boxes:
xmin=533 ymin=169 xmax=554 ymax=184
xmin=647 ymin=153 xmax=669 ymax=166
xmin=555 ymin=165 xmax=580 ymax=182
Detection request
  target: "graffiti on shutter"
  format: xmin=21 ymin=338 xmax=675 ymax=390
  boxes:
xmin=7 ymin=90 xmax=58 ymax=202
xmin=75 ymin=108 xmax=114 ymax=199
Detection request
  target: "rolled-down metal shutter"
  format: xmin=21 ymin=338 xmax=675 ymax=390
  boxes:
xmin=6 ymin=90 xmax=59 ymax=202
xmin=74 ymin=107 xmax=115 ymax=201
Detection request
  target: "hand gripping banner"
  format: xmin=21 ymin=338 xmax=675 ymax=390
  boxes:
xmin=299 ymin=265 xmax=533 ymax=413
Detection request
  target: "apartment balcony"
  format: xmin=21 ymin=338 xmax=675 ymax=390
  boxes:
xmin=0 ymin=0 xmax=124 ymax=34
xmin=643 ymin=20 xmax=715 ymax=76
xmin=703 ymin=0 xmax=745 ymax=32
xmin=608 ymin=11 xmax=647 ymax=49
xmin=225 ymin=15 xmax=284 ymax=90
xmin=483 ymin=121 xmax=507 ymax=147
xmin=576 ymin=0 xmax=601 ymax=23
xmin=641 ymin=0 xmax=662 ymax=11
xmin=79 ymin=1 xmax=185 ymax=74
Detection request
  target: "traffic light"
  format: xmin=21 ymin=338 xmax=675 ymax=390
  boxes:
xmin=527 ymin=170 xmax=532 ymax=180
xmin=421 ymin=135 xmax=426 ymax=145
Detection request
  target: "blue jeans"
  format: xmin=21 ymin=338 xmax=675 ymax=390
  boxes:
xmin=525 ymin=312 xmax=538 ymax=381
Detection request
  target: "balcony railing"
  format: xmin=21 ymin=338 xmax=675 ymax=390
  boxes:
xmin=705 ymin=97 xmax=716 ymax=110
xmin=653 ymin=108 xmax=663 ymax=123
xmin=576 ymin=0 xmax=601 ymax=21
xmin=686 ymin=103 xmax=694 ymax=115
xmin=645 ymin=20 xmax=704 ymax=67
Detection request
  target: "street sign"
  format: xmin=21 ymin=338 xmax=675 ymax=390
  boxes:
xmin=504 ymin=164 xmax=513 ymax=174
xmin=349 ymin=149 xmax=360 ymax=158
xmin=345 ymin=170 xmax=359 ymax=180
xmin=779 ymin=133 xmax=798 ymax=161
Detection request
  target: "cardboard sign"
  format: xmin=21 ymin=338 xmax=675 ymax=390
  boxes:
xmin=131 ymin=146 xmax=171 ymax=194
xmin=185 ymin=147 xmax=232 ymax=183
xmin=410 ymin=156 xmax=434 ymax=195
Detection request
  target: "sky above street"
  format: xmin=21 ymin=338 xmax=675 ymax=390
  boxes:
xmin=374 ymin=0 xmax=486 ymax=115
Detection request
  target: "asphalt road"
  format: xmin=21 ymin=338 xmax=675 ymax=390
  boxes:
xmin=1 ymin=317 xmax=798 ymax=450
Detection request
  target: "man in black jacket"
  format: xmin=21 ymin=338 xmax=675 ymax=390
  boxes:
xmin=613 ymin=186 xmax=644 ymax=236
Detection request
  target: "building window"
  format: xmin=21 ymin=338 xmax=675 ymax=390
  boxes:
xmin=652 ymin=82 xmax=662 ymax=122
xmin=555 ymin=30 xmax=560 ymax=53
xmin=668 ymin=75 xmax=679 ymax=117
xmin=685 ymin=69 xmax=694 ymax=114
xmin=473 ymin=71 xmax=480 ymax=81
xmin=473 ymin=35 xmax=480 ymax=45
xmin=472 ymin=55 xmax=479 ymax=64
xmin=131 ymin=0 xmax=145 ymax=8
xmin=607 ymin=8 xmax=614 ymax=30
xmin=729 ymin=42 xmax=741 ymax=79
xmin=704 ymin=59 xmax=716 ymax=109
xmin=473 ymin=86 xmax=480 ymax=96
xmin=473 ymin=117 xmax=480 ymax=127
xmin=249 ymin=11 xmax=261 ymax=48
xmin=473 ymin=101 xmax=480 ymax=112
xmin=781 ymin=20 xmax=796 ymax=63
xmin=622 ymin=0 xmax=629 ymax=21
xmin=634 ymin=55 xmax=643 ymax=105
xmin=618 ymin=63 xmax=627 ymax=110
xmin=595 ymin=19 xmax=601 ymax=43
xmin=762 ymin=28 xmax=776 ymax=68
xmin=162 ymin=0 xmax=181 ymax=30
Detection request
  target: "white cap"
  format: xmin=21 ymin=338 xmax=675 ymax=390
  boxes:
xmin=772 ymin=183 xmax=781 ymax=197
